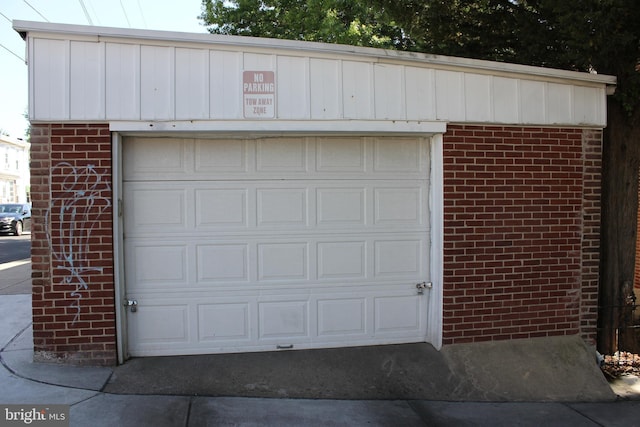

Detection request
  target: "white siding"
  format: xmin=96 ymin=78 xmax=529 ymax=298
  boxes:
xmin=493 ymin=77 xmax=520 ymax=124
xmin=520 ymin=80 xmax=546 ymax=124
xmin=33 ymin=38 xmax=68 ymax=120
xmin=210 ymin=51 xmax=242 ymax=119
xmin=405 ymin=67 xmax=436 ymax=121
xmin=374 ymin=64 xmax=404 ymax=119
xmin=464 ymin=74 xmax=492 ymax=122
xmin=24 ymin=24 xmax=612 ymax=127
xmin=70 ymin=41 xmax=104 ymax=119
xmin=435 ymin=70 xmax=465 ymax=121
xmin=140 ymin=46 xmax=174 ymax=120
xmin=547 ymin=83 xmax=573 ymax=125
xmin=176 ymin=48 xmax=209 ymax=120
xmin=310 ymin=58 xmax=341 ymax=119
xmin=277 ymin=56 xmax=310 ymax=119
xmin=105 ymin=43 xmax=140 ymax=120
xmin=342 ymin=60 xmax=373 ymax=119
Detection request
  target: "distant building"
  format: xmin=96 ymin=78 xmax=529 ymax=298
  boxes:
xmin=0 ymin=135 xmax=30 ymax=203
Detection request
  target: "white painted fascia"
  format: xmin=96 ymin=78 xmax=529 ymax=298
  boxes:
xmin=109 ymin=120 xmax=448 ymax=136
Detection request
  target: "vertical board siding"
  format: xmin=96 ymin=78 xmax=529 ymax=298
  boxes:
xmin=210 ymin=50 xmax=242 ymax=119
xmin=243 ymin=52 xmax=276 ymax=70
xmin=464 ymin=74 xmax=492 ymax=122
xmin=374 ymin=63 xmax=404 ymax=119
xmin=105 ymin=43 xmax=140 ymax=120
xmin=140 ymin=45 xmax=175 ymax=120
xmin=574 ymin=86 xmax=598 ymax=125
xmin=405 ymin=67 xmax=436 ymax=121
xmin=435 ymin=70 xmax=465 ymax=121
xmin=33 ymin=38 xmax=68 ymax=120
xmin=342 ymin=60 xmax=373 ymax=119
xmin=520 ymin=80 xmax=546 ymax=124
xmin=175 ymin=48 xmax=209 ymax=120
xmin=276 ymin=56 xmax=310 ymax=119
xmin=493 ymin=77 xmax=520 ymax=124
xmin=70 ymin=41 xmax=104 ymax=119
xmin=547 ymin=83 xmax=573 ymax=125
xmin=310 ymin=58 xmax=341 ymax=119
xmin=30 ymin=35 xmax=608 ymax=126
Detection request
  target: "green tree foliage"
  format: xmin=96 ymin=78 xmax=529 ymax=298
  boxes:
xmin=200 ymin=0 xmax=406 ymax=49
xmin=373 ymin=0 xmax=640 ymax=112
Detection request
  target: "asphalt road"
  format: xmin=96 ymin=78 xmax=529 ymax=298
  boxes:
xmin=0 ymin=234 xmax=31 ymax=264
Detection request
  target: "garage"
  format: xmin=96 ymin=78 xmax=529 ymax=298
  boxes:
xmin=122 ymin=135 xmax=432 ymax=356
xmin=15 ymin=20 xmax=615 ymax=365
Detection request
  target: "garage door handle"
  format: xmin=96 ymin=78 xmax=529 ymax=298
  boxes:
xmin=124 ymin=299 xmax=138 ymax=312
xmin=416 ymin=282 xmax=432 ymax=295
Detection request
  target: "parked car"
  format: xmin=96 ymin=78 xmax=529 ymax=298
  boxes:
xmin=0 ymin=203 xmax=31 ymax=236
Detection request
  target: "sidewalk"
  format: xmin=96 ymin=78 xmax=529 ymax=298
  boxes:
xmin=0 ymin=259 xmax=31 ymax=294
xmin=2 ymin=263 xmax=640 ymax=426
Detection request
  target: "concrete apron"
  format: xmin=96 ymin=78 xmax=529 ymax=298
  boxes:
xmin=102 ymin=335 xmax=616 ymax=402
xmin=0 ymin=293 xmax=616 ymax=402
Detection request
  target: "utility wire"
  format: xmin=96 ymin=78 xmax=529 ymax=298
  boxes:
xmin=119 ymin=0 xmax=131 ymax=27
xmin=0 ymin=9 xmax=25 ymax=61
xmin=87 ymin=0 xmax=100 ymax=25
xmin=0 ymin=10 xmax=11 ymax=24
xmin=136 ymin=0 xmax=147 ymax=29
xmin=0 ymin=42 xmax=25 ymax=63
xmin=78 ymin=0 xmax=93 ymax=25
xmin=23 ymin=0 xmax=49 ymax=22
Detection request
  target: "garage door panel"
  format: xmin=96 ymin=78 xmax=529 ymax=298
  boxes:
xmin=125 ymin=137 xmax=429 ymax=181
xmin=196 ymin=189 xmax=248 ymax=227
xmin=197 ymin=244 xmax=249 ymax=282
xmin=131 ymin=244 xmax=188 ymax=285
xmin=316 ymin=137 xmax=365 ymax=172
xmin=258 ymin=243 xmax=309 ymax=281
xmin=317 ymin=241 xmax=366 ymax=279
xmin=375 ymin=295 xmax=421 ymax=333
xmin=374 ymin=240 xmax=423 ymax=277
xmin=375 ymin=187 xmax=424 ymax=225
xmin=130 ymin=304 xmax=190 ymax=344
xmin=123 ymin=137 xmax=191 ymax=179
xmin=125 ymin=180 xmax=428 ymax=235
xmin=259 ymin=300 xmax=309 ymax=339
xmin=126 ymin=289 xmax=426 ymax=356
xmin=124 ymin=135 xmax=431 ymax=356
xmin=373 ymin=137 xmax=426 ymax=172
xmin=125 ymin=187 xmax=187 ymax=230
xmin=126 ymin=234 xmax=427 ymax=291
xmin=257 ymin=188 xmax=309 ymax=226
xmin=256 ymin=137 xmax=308 ymax=172
xmin=198 ymin=302 xmax=251 ymax=341
xmin=317 ymin=298 xmax=366 ymax=336
xmin=195 ymin=139 xmax=248 ymax=173
xmin=317 ymin=187 xmax=365 ymax=226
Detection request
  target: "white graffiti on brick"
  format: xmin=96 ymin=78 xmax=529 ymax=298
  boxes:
xmin=46 ymin=162 xmax=111 ymax=324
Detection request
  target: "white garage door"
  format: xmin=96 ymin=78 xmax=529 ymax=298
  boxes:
xmin=122 ymin=136 xmax=431 ymax=356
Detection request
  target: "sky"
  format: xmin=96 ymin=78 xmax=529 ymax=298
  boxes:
xmin=0 ymin=0 xmax=208 ymax=140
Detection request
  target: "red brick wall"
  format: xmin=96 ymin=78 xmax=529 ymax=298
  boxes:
xmin=442 ymin=125 xmax=601 ymax=345
xmin=30 ymin=123 xmax=116 ymax=365
xmin=29 ymin=122 xmax=602 ymax=364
